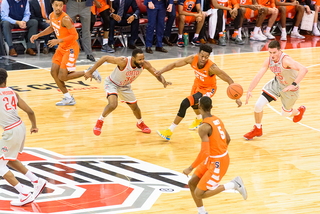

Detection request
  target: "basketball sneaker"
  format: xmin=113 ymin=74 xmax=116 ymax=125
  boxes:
xmin=191 ymin=37 xmax=200 ymax=46
xmin=258 ymin=29 xmax=267 ymax=40
xmin=243 ymin=125 xmax=262 ymax=140
xmin=137 ymin=122 xmax=151 ymax=133
xmin=264 ymin=31 xmax=275 ymax=40
xmin=93 ymin=119 xmax=104 ymax=136
xmin=189 ymin=117 xmax=203 ymax=130
xmin=231 ymin=176 xmax=247 ymax=200
xmin=33 ymin=178 xmax=47 ymax=200
xmin=280 ymin=32 xmax=287 ymax=41
xmin=290 ymin=31 xmax=305 ymax=39
xmin=10 ymin=192 xmax=34 ymax=206
xmin=56 ymin=96 xmax=76 ymax=106
xmin=177 ymin=38 xmax=185 ymax=47
xmin=157 ymin=129 xmax=172 ymax=141
xmin=293 ymin=105 xmax=306 ymax=123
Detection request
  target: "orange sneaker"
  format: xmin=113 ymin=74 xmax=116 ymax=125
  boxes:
xmin=93 ymin=119 xmax=104 ymax=136
xmin=293 ymin=106 xmax=306 ymax=123
xmin=137 ymin=122 xmax=151 ymax=133
xmin=243 ymin=125 xmax=262 ymax=140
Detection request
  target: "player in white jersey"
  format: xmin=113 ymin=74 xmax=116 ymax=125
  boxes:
xmin=244 ymin=40 xmax=308 ymax=140
xmin=0 ymin=69 xmax=47 ymax=206
xmin=84 ymin=49 xmax=171 ymax=136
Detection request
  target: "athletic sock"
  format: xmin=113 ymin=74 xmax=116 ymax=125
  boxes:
xmin=14 ymin=183 xmax=29 ymax=195
xmin=255 ymin=123 xmax=262 ymax=129
xmin=64 ymin=92 xmax=72 ymax=99
xmin=99 ymin=115 xmax=105 ymax=121
xmin=196 ymin=114 xmax=202 ymax=120
xmin=25 ymin=170 xmax=38 ymax=183
xmin=224 ymin=182 xmax=235 ymax=190
xmin=169 ymin=123 xmax=177 ymax=132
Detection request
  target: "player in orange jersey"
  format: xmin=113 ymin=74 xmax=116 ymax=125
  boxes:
xmin=176 ymin=0 xmax=205 ymax=47
xmin=156 ymin=44 xmax=242 ymax=141
xmin=183 ymin=96 xmax=247 ymax=214
xmin=30 ymin=0 xmax=101 ymax=106
xmin=275 ymin=0 xmax=305 ymax=40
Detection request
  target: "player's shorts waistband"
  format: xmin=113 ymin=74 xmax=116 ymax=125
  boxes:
xmin=4 ymin=120 xmax=22 ymax=131
xmin=210 ymin=150 xmax=228 ymax=158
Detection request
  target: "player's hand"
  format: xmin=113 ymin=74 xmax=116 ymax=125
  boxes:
xmin=282 ymin=84 xmax=298 ymax=92
xmin=196 ymin=16 xmax=202 ymax=22
xmin=305 ymin=5 xmax=311 ymax=14
xmin=231 ymin=9 xmax=238 ymax=19
xmin=183 ymin=165 xmax=193 ymax=177
xmin=154 ymin=70 xmax=163 ymax=76
xmin=245 ymin=91 xmax=252 ymax=105
xmin=45 ymin=19 xmax=51 ymax=24
xmin=127 ymin=15 xmax=135 ymax=24
xmin=162 ymin=81 xmax=172 ymax=88
xmin=30 ymin=127 xmax=38 ymax=134
xmin=167 ymin=4 xmax=172 ymax=12
xmin=84 ymin=71 xmax=93 ymax=81
xmin=112 ymin=14 xmax=121 ymax=22
xmin=95 ymin=1 xmax=102 ymax=8
xmin=30 ymin=35 xmax=39 ymax=44
xmin=236 ymin=99 xmax=242 ymax=107
xmin=47 ymin=39 xmax=60 ymax=48
xmin=148 ymin=1 xmax=155 ymax=9
xmin=110 ymin=7 xmax=115 ymax=13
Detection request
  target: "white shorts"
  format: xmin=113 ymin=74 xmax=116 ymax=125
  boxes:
xmin=0 ymin=121 xmax=26 ymax=160
xmin=104 ymin=77 xmax=137 ymax=104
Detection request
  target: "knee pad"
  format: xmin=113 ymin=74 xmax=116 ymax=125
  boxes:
xmin=0 ymin=160 xmax=9 ymax=177
xmin=254 ymin=95 xmax=269 ymax=113
xmin=191 ymin=104 xmax=199 ymax=110
xmin=281 ymin=107 xmax=292 ymax=117
xmin=177 ymin=98 xmax=191 ymax=118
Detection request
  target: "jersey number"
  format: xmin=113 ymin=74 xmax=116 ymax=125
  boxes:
xmin=218 ymin=126 xmax=225 ymax=139
xmin=53 ymin=27 xmax=60 ymax=36
xmin=187 ymin=4 xmax=193 ymax=11
xmin=3 ymin=96 xmax=17 ymax=111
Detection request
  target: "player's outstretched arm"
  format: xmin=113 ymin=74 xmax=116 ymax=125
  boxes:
xmin=282 ymin=57 xmax=308 ymax=92
xmin=155 ymin=55 xmax=194 ymax=76
xmin=144 ymin=61 xmax=172 ymax=88
xmin=16 ymin=93 xmax=38 ymax=134
xmin=30 ymin=25 xmax=54 ymax=44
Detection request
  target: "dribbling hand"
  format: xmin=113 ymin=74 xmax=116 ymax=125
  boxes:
xmin=183 ymin=166 xmax=193 ymax=177
xmin=245 ymin=91 xmax=252 ymax=105
xmin=163 ymin=81 xmax=172 ymax=88
xmin=84 ymin=72 xmax=93 ymax=81
xmin=30 ymin=35 xmax=38 ymax=44
xmin=30 ymin=127 xmax=38 ymax=134
xmin=236 ymin=99 xmax=242 ymax=107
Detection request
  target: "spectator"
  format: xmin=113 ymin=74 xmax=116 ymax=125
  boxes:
xmin=91 ymin=0 xmax=114 ymax=52
xmin=163 ymin=0 xmax=176 ymax=46
xmin=276 ymin=0 xmax=305 ymax=40
xmin=1 ymin=0 xmax=38 ymax=56
xmin=67 ymin=0 xmax=96 ymax=61
xmin=29 ymin=0 xmax=53 ymax=54
xmin=176 ymin=0 xmax=205 ymax=47
xmin=108 ymin=0 xmax=140 ymax=52
xmin=144 ymin=0 xmax=172 ymax=54
xmin=298 ymin=0 xmax=320 ymax=36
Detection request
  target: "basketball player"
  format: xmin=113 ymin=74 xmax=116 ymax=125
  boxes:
xmin=244 ymin=40 xmax=308 ymax=140
xmin=183 ymin=96 xmax=247 ymax=214
xmin=30 ymin=0 xmax=101 ymax=106
xmin=84 ymin=48 xmax=171 ymax=136
xmin=0 ymin=68 xmax=47 ymax=206
xmin=156 ymin=44 xmax=242 ymax=141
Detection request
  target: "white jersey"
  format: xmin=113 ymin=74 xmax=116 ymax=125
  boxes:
xmin=109 ymin=57 xmax=143 ymax=86
xmin=0 ymin=87 xmax=21 ymax=130
xmin=268 ymin=52 xmax=298 ymax=89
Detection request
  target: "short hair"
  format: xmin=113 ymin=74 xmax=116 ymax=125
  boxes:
xmin=51 ymin=0 xmax=67 ymax=5
xmin=268 ymin=40 xmax=281 ymax=50
xmin=199 ymin=44 xmax=212 ymax=55
xmin=132 ymin=48 xmax=144 ymax=57
xmin=199 ymin=96 xmax=212 ymax=112
xmin=0 ymin=68 xmax=8 ymax=85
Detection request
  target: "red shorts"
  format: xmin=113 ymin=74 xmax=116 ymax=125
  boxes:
xmin=190 ymin=84 xmax=217 ymax=98
xmin=52 ymin=43 xmax=79 ymax=72
xmin=245 ymin=8 xmax=259 ymax=21
xmin=194 ymin=152 xmax=230 ymax=191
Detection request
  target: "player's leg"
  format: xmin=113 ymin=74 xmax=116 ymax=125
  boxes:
xmin=231 ymin=8 xmax=245 ymax=45
xmin=265 ymin=7 xmax=278 ymax=39
xmin=290 ymin=5 xmax=305 ymax=38
xmin=278 ymin=6 xmax=287 ymax=40
xmin=313 ymin=4 xmax=320 ymax=36
xmin=191 ymin=13 xmax=205 ymax=46
xmin=280 ymin=91 xmax=306 ymax=122
xmin=127 ymin=102 xmax=151 ymax=133
xmin=177 ymin=14 xmax=185 ymax=47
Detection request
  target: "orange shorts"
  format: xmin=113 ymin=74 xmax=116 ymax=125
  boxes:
xmin=176 ymin=11 xmax=197 ymax=26
xmin=52 ymin=43 xmax=79 ymax=72
xmin=194 ymin=152 xmax=230 ymax=191
xmin=245 ymin=8 xmax=259 ymax=21
xmin=277 ymin=5 xmax=296 ymax=19
xmin=312 ymin=0 xmax=320 ymax=6
xmin=190 ymin=84 xmax=217 ymax=98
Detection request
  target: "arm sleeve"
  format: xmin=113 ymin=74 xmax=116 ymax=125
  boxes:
xmin=1 ymin=0 xmax=17 ymax=24
xmin=191 ymin=142 xmax=210 ymax=169
xmin=22 ymin=1 xmax=31 ymax=22
xmin=62 ymin=27 xmax=78 ymax=43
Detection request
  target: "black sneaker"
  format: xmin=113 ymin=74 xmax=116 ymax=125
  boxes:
xmin=177 ymin=38 xmax=184 ymax=47
xmin=191 ymin=37 xmax=200 ymax=46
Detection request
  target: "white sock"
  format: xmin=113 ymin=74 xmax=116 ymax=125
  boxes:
xmin=137 ymin=118 xmax=143 ymax=124
xmin=103 ymin=38 xmax=108 ymax=45
xmin=224 ymin=182 xmax=235 ymax=190
xmin=196 ymin=114 xmax=202 ymax=120
xmin=25 ymin=170 xmax=38 ymax=183
xmin=169 ymin=123 xmax=177 ymax=132
xmin=14 ymin=183 xmax=29 ymax=195
xmin=255 ymin=123 xmax=262 ymax=129
xmin=293 ymin=26 xmax=298 ymax=33
xmin=295 ymin=110 xmax=300 ymax=116
xmin=64 ymin=92 xmax=72 ymax=99
xmin=194 ymin=33 xmax=199 ymax=38
xmin=178 ymin=34 xmax=183 ymax=39
xmin=266 ymin=27 xmax=271 ymax=33
xmin=314 ymin=23 xmax=318 ymax=29
xmin=197 ymin=206 xmax=206 ymax=214
xmin=282 ymin=28 xmax=286 ymax=34
xmin=253 ymin=26 xmax=259 ymax=34
xmin=238 ymin=27 xmax=242 ymax=38
xmin=99 ymin=115 xmax=105 ymax=121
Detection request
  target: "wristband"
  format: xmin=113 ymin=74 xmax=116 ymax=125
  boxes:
xmin=292 ymin=81 xmax=297 ymax=86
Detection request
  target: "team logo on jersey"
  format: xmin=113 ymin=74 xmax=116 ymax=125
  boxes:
xmin=1 ymin=146 xmax=8 ymax=152
xmin=0 ymin=148 xmax=189 ymax=213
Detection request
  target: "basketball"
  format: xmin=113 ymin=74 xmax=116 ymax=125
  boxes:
xmin=227 ymin=83 xmax=243 ymax=99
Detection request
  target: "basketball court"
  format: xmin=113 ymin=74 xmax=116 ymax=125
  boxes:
xmin=0 ymin=36 xmax=320 ymax=214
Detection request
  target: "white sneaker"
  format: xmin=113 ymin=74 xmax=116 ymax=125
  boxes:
xmin=258 ymin=29 xmax=267 ymax=40
xmin=56 ymin=96 xmax=76 ymax=106
xmin=10 ymin=192 xmax=34 ymax=206
xmin=250 ymin=32 xmax=266 ymax=41
xmin=264 ymin=31 xmax=275 ymax=39
xmin=313 ymin=27 xmax=320 ymax=36
xmin=290 ymin=31 xmax=305 ymax=39
xmin=231 ymin=176 xmax=247 ymax=200
xmin=33 ymin=178 xmax=47 ymax=200
xmin=281 ymin=33 xmax=287 ymax=41
xmin=86 ymin=65 xmax=101 ymax=83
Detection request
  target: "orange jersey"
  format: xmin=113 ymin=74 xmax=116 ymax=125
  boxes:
xmin=178 ymin=0 xmax=200 ymax=12
xmin=50 ymin=12 xmax=78 ymax=49
xmin=257 ymin=0 xmax=275 ymax=7
xmin=238 ymin=0 xmax=252 ymax=5
xmin=92 ymin=0 xmax=110 ymax=15
xmin=191 ymin=54 xmax=216 ymax=88
xmin=203 ymin=116 xmax=228 ymax=156
xmin=211 ymin=0 xmax=239 ymax=9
